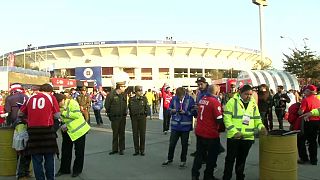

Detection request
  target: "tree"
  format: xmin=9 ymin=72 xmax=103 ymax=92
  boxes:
xmin=282 ymin=45 xmax=320 ymax=80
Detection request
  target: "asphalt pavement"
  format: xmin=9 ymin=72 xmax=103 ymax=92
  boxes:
xmin=1 ymin=113 xmax=320 ymax=180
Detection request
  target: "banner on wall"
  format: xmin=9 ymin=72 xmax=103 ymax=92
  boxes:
xmin=75 ymin=66 xmax=102 ymax=87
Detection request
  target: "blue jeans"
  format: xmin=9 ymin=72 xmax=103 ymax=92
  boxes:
xmin=31 ymin=153 xmax=55 ymax=180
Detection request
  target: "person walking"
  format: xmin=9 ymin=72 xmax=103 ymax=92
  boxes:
xmin=128 ymin=86 xmax=149 ymax=156
xmin=191 ymin=85 xmax=223 ymax=180
xmin=273 ymin=85 xmax=290 ymax=130
xmin=222 ymin=85 xmax=267 ymax=180
xmin=92 ymin=89 xmax=104 ymax=126
xmin=105 ymin=81 xmax=128 ymax=155
xmin=162 ymin=87 xmax=195 ymax=168
xmin=54 ymin=93 xmax=91 ymax=177
xmin=18 ymin=83 xmax=61 ymax=180
xmin=258 ymin=84 xmax=274 ymax=131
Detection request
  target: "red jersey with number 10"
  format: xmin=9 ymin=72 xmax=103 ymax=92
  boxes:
xmin=195 ymin=96 xmax=223 ymax=139
xmin=20 ymin=92 xmax=60 ymax=127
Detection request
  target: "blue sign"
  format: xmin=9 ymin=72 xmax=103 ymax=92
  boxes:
xmin=75 ymin=66 xmax=102 ymax=87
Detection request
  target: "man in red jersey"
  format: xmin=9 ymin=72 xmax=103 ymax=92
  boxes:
xmin=298 ymin=85 xmax=320 ymax=165
xmin=19 ymin=83 xmax=61 ymax=180
xmin=161 ymin=83 xmax=173 ymax=134
xmin=192 ymin=85 xmax=223 ymax=180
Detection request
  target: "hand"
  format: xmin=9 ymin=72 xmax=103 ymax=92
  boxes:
xmin=61 ymin=124 xmax=68 ymax=132
xmin=171 ymin=109 xmax=177 ymax=113
xmin=233 ymin=132 xmax=242 ymax=139
xmin=259 ymin=127 xmax=268 ymax=136
xmin=179 ymin=110 xmax=185 ymax=114
xmin=0 ymin=113 xmax=8 ymax=118
xmin=300 ymin=112 xmax=312 ymax=120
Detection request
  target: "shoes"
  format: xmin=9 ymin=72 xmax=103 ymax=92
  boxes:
xmin=109 ymin=151 xmax=118 ymax=155
xmin=163 ymin=131 xmax=168 ymax=135
xmin=17 ymin=177 xmax=28 ymax=180
xmin=297 ymin=159 xmax=309 ymax=164
xmin=310 ymin=161 xmax=317 ymax=165
xmin=192 ymin=176 xmax=199 ymax=180
xmin=140 ymin=152 xmax=145 ymax=156
xmin=72 ymin=172 xmax=80 ymax=177
xmin=55 ymin=171 xmax=70 ymax=177
xmin=119 ymin=150 xmax=124 ymax=155
xmin=133 ymin=152 xmax=139 ymax=156
xmin=190 ymin=151 xmax=196 ymax=157
xmin=162 ymin=160 xmax=173 ymax=166
xmin=179 ymin=162 xmax=186 ymax=168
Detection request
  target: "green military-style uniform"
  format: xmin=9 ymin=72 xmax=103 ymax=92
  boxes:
xmin=128 ymin=86 xmax=149 ymax=155
xmin=76 ymin=87 xmax=91 ymax=123
xmin=105 ymin=88 xmax=128 ymax=153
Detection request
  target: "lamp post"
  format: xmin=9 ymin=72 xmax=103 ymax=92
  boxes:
xmin=302 ymin=38 xmax=309 ymax=48
xmin=280 ymin=36 xmax=297 ymax=49
xmin=252 ymin=0 xmax=268 ymax=69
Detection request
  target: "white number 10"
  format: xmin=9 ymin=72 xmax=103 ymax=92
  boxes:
xmin=32 ymin=97 xmax=45 ymax=109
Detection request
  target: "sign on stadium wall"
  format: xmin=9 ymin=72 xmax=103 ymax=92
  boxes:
xmin=51 ymin=78 xmax=76 ymax=87
xmin=75 ymin=66 xmax=102 ymax=87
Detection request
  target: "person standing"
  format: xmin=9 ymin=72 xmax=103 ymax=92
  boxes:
xmin=105 ymin=82 xmax=128 ymax=155
xmin=298 ymin=85 xmax=320 ymax=165
xmin=54 ymin=93 xmax=91 ymax=177
xmin=258 ymin=84 xmax=274 ymax=131
xmin=145 ymin=89 xmax=154 ymax=119
xmin=92 ymin=90 xmax=104 ymax=126
xmin=222 ymin=85 xmax=267 ymax=180
xmin=128 ymin=86 xmax=149 ymax=156
xmin=4 ymin=83 xmax=31 ymax=179
xmin=77 ymin=87 xmax=91 ymax=124
xmin=273 ymin=85 xmax=290 ymax=130
xmin=19 ymin=83 xmax=61 ymax=180
xmin=191 ymin=85 xmax=223 ymax=180
xmin=162 ymin=87 xmax=195 ymax=168
xmin=161 ymin=83 xmax=173 ymax=134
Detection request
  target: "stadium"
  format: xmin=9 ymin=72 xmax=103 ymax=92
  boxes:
xmin=1 ymin=40 xmax=272 ymax=90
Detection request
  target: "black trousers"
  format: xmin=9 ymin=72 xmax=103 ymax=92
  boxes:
xmin=167 ymin=130 xmax=190 ymax=162
xmin=304 ymin=121 xmax=320 ymax=164
xmin=275 ymin=108 xmax=285 ymax=130
xmin=297 ymin=133 xmax=308 ymax=161
xmin=111 ymin=117 xmax=126 ymax=151
xmin=163 ymin=109 xmax=171 ymax=132
xmin=93 ymin=109 xmax=103 ymax=125
xmin=17 ymin=154 xmax=31 ymax=178
xmin=59 ymin=131 xmax=86 ymax=174
xmin=223 ymin=138 xmax=253 ymax=180
xmin=260 ymin=111 xmax=273 ymax=131
xmin=131 ymin=116 xmax=147 ymax=153
xmin=192 ymin=136 xmax=220 ymax=179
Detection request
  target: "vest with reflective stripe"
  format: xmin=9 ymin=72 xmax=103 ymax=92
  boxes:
xmin=61 ymin=99 xmax=90 ymax=141
xmin=169 ymin=95 xmax=194 ymax=132
xmin=223 ymin=93 xmax=264 ymax=140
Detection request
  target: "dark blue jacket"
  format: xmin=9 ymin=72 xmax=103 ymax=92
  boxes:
xmin=168 ymin=94 xmax=196 ymax=132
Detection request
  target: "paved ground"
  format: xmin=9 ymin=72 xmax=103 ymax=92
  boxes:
xmin=1 ymin=113 xmax=320 ymax=180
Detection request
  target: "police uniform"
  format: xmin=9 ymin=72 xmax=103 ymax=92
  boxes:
xmin=104 ymin=82 xmax=128 ymax=155
xmin=76 ymin=87 xmax=91 ymax=123
xmin=128 ymin=86 xmax=149 ymax=155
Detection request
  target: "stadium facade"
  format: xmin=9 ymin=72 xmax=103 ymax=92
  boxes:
xmin=1 ymin=40 xmax=272 ymax=90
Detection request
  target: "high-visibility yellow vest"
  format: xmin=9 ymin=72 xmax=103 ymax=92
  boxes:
xmin=311 ymin=108 xmax=320 ymax=116
xmin=223 ymin=93 xmax=264 ymax=140
xmin=61 ymin=99 xmax=90 ymax=141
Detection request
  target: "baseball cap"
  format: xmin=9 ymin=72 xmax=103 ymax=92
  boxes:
xmin=304 ymin=84 xmax=317 ymax=92
xmin=195 ymin=77 xmax=206 ymax=83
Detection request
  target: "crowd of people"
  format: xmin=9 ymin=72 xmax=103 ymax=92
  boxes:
xmin=0 ymin=77 xmax=320 ymax=180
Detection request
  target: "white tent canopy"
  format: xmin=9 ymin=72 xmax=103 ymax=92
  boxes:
xmin=236 ymin=70 xmax=300 ymax=92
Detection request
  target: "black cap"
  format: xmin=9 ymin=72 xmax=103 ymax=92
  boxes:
xmin=195 ymin=77 xmax=206 ymax=83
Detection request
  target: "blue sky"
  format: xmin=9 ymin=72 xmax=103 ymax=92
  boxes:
xmin=0 ymin=0 xmax=319 ymax=69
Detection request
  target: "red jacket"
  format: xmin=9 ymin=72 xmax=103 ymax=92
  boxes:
xmin=161 ymin=86 xmax=172 ymax=110
xmin=288 ymin=103 xmax=302 ymax=130
xmin=0 ymin=105 xmax=5 ymax=124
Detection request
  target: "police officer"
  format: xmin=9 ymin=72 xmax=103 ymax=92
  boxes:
xmin=105 ymin=81 xmax=128 ymax=155
xmin=128 ymin=86 xmax=149 ymax=156
xmin=76 ymin=87 xmax=91 ymax=123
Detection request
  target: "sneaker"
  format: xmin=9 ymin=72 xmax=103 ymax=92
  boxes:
xmin=297 ymin=159 xmax=309 ymax=164
xmin=190 ymin=151 xmax=197 ymax=157
xmin=109 ymin=151 xmax=118 ymax=155
xmin=163 ymin=131 xmax=168 ymax=135
xmin=119 ymin=150 xmax=124 ymax=155
xmin=179 ymin=162 xmax=187 ymax=168
xmin=162 ymin=160 xmax=172 ymax=166
xmin=133 ymin=152 xmax=139 ymax=156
